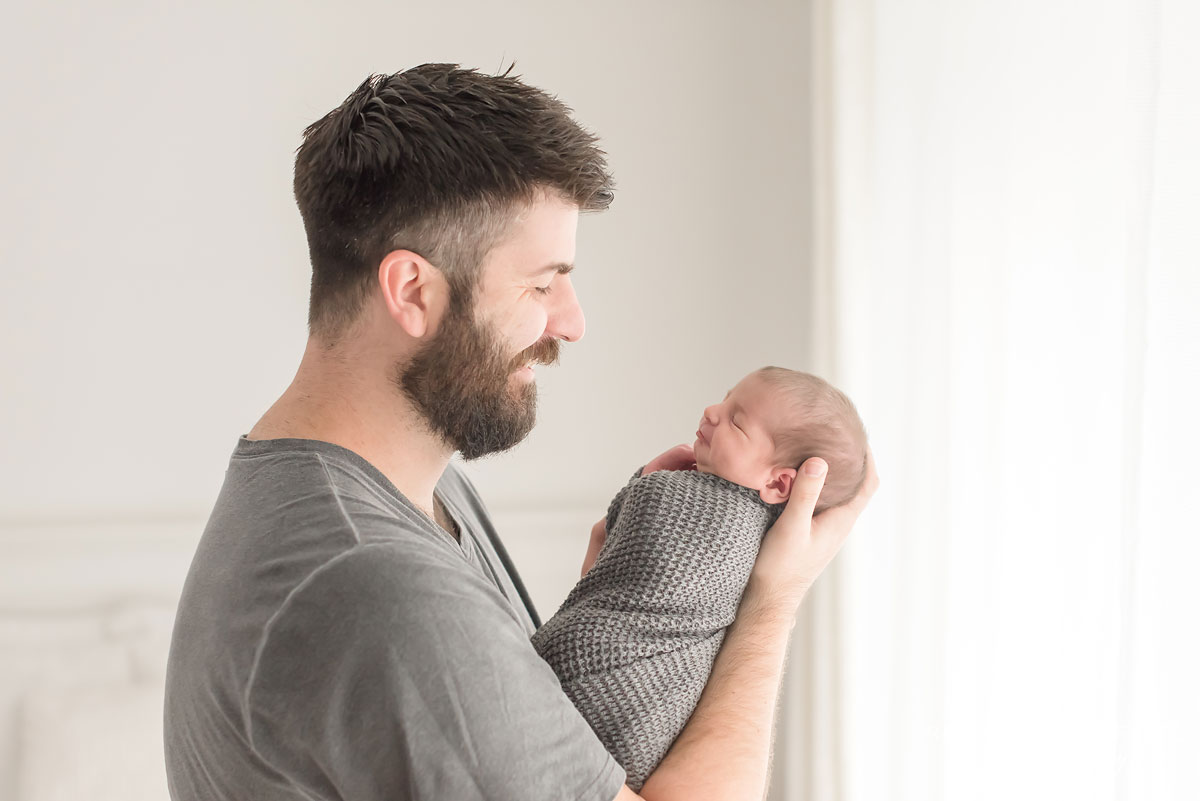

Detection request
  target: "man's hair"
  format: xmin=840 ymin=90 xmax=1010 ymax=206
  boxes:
xmin=755 ymin=366 xmax=869 ymax=514
xmin=294 ymin=64 xmax=615 ymax=342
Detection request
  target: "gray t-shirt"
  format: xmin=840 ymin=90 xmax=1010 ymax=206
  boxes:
xmin=164 ymin=436 xmax=625 ymax=801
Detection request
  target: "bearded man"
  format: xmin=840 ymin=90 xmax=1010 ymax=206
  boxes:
xmin=164 ymin=63 xmax=877 ymax=801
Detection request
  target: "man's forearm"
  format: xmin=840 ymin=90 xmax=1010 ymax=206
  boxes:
xmin=637 ymin=588 xmax=802 ymax=801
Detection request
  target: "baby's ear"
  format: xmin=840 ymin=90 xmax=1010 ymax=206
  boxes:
xmin=760 ymin=467 xmax=798 ymax=504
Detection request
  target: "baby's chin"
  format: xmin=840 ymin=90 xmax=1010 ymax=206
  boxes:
xmin=696 ymin=462 xmax=765 ymax=493
xmin=693 ymin=449 xmax=721 ymax=478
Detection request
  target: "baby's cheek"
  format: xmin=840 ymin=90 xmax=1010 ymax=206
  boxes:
xmin=708 ymin=448 xmax=741 ymax=481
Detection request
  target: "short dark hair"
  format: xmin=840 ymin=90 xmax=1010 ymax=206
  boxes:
xmin=293 ymin=63 xmax=615 ymax=342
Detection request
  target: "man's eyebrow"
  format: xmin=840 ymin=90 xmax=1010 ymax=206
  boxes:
xmin=532 ymin=262 xmax=575 ymax=276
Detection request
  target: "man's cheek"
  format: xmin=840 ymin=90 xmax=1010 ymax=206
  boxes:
xmin=514 ymin=314 xmax=549 ymax=354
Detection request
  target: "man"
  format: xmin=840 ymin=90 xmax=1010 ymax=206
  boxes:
xmin=164 ymin=64 xmax=877 ymax=801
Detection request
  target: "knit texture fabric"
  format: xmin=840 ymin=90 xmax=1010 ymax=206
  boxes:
xmin=530 ymin=468 xmax=784 ymax=790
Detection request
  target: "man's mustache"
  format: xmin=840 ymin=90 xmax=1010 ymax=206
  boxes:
xmin=512 ymin=337 xmax=560 ymax=370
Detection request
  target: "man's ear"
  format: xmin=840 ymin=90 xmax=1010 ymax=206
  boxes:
xmin=759 ymin=467 xmax=798 ymax=504
xmin=378 ymin=250 xmax=448 ymax=338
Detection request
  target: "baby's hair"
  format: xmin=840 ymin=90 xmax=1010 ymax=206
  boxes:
xmin=753 ymin=366 xmax=869 ymax=514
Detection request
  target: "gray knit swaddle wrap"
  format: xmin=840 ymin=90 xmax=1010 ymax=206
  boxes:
xmin=530 ymin=468 xmax=784 ymax=790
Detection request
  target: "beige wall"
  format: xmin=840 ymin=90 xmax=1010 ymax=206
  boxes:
xmin=0 ymin=0 xmax=812 ymax=520
xmin=0 ymin=1 xmax=812 ymax=798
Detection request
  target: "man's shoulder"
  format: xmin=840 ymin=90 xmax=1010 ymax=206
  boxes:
xmin=245 ymin=541 xmax=532 ymax=705
xmin=186 ymin=440 xmax=481 ymax=651
xmin=262 ymin=541 xmax=490 ymax=632
xmin=218 ymin=436 xmax=465 ymax=547
xmin=246 ymin=540 xmax=518 ymax=672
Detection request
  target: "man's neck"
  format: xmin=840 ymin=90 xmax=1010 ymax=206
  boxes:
xmin=246 ymin=338 xmax=453 ymax=524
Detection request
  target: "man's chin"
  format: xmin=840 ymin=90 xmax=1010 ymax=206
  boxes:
xmin=453 ymin=396 xmax=538 ymax=460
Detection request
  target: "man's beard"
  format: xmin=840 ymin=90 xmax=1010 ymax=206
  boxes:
xmin=394 ymin=290 xmax=560 ymax=460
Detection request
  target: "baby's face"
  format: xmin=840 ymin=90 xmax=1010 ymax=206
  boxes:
xmin=693 ymin=373 xmax=789 ymax=499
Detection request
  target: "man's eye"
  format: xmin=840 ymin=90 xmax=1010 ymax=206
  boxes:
xmin=533 ymin=285 xmax=552 ymax=295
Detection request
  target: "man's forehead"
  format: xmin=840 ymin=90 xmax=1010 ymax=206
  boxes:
xmin=478 ymin=197 xmax=578 ymax=282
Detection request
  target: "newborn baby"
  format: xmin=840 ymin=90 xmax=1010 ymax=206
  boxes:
xmin=530 ymin=366 xmax=868 ymax=789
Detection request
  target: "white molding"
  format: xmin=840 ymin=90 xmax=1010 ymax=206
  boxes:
xmin=0 ymin=518 xmax=204 ymax=612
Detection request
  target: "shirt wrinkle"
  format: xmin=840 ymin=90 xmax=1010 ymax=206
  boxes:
xmin=242 ymin=545 xmax=366 ymax=746
xmin=315 ymin=453 xmax=363 ymax=545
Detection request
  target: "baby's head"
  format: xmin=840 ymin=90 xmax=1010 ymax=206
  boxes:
xmin=693 ymin=367 xmax=868 ymax=513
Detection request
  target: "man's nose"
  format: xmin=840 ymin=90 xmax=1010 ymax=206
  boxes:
xmin=548 ymin=276 xmax=586 ymax=343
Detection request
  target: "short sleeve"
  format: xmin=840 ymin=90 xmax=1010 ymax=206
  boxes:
xmin=245 ymin=543 xmax=626 ymax=801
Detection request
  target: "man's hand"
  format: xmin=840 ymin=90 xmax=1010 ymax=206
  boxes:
xmin=581 ymin=516 xmax=607 ymax=578
xmin=747 ymin=445 xmax=879 ymax=611
xmin=642 ymin=443 xmax=697 ymax=475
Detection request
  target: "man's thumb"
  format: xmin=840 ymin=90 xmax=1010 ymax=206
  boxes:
xmin=793 ymin=457 xmax=828 ymax=510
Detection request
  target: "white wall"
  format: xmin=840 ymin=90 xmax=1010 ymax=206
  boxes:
xmin=0 ymin=1 xmax=812 ymax=798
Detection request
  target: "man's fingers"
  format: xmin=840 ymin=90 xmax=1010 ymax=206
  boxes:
xmin=665 ymin=444 xmax=695 ymax=469
xmin=845 ymin=445 xmax=880 ymax=514
xmin=581 ymin=517 xmax=608 ymax=577
xmin=809 ymin=447 xmax=878 ymax=543
xmin=644 ymin=443 xmax=698 ymax=474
